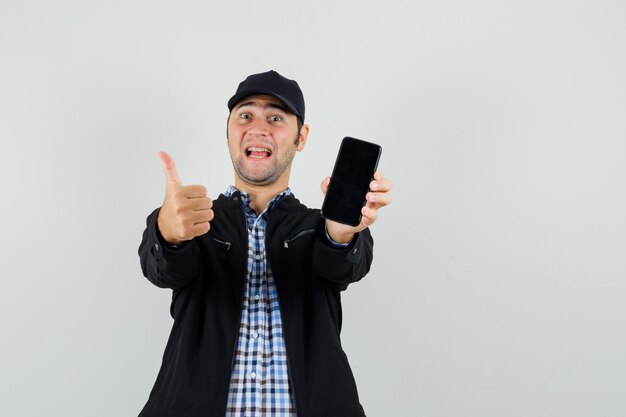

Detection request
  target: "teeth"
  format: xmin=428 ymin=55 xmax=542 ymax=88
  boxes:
xmin=246 ymin=146 xmax=272 ymax=159
xmin=248 ymin=147 xmax=271 ymax=153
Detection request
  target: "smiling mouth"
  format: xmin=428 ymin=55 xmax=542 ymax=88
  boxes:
xmin=245 ymin=146 xmax=273 ymax=159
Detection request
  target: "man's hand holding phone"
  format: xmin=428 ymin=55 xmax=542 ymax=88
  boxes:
xmin=157 ymin=151 xmax=214 ymax=245
xmin=321 ymin=170 xmax=393 ymax=244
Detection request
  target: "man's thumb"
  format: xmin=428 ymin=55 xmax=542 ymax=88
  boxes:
xmin=320 ymin=176 xmax=330 ymax=195
xmin=158 ymin=151 xmax=183 ymax=185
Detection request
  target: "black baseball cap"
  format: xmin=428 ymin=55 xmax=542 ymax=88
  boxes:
xmin=227 ymin=70 xmax=305 ymax=123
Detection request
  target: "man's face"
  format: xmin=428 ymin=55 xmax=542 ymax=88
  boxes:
xmin=227 ymin=94 xmax=306 ymax=186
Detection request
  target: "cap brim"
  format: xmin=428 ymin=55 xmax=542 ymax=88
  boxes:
xmin=228 ymin=89 xmax=302 ymax=121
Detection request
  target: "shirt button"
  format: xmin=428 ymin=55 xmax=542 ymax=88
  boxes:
xmin=255 ymin=254 xmax=262 ymax=261
xmin=154 ymin=243 xmax=160 ymax=251
xmin=254 ymin=294 xmax=260 ymax=301
xmin=252 ymin=331 xmax=259 ymax=339
xmin=250 ymin=372 xmax=256 ymax=379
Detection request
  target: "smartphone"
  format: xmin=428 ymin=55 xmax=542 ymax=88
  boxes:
xmin=321 ymin=137 xmax=382 ymax=227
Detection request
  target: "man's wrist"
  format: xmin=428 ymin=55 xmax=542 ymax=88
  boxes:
xmin=325 ymin=222 xmax=353 ymax=246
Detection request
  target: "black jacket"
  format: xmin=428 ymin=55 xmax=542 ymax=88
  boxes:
xmin=138 ymin=191 xmax=373 ymax=417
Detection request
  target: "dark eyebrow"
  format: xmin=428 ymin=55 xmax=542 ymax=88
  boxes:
xmin=234 ymin=101 xmax=289 ymax=114
xmin=267 ymin=103 xmax=288 ymax=113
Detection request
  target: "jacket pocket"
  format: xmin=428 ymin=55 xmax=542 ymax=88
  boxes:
xmin=283 ymin=228 xmax=315 ymax=249
xmin=210 ymin=235 xmax=232 ymax=252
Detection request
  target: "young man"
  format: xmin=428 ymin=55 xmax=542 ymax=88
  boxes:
xmin=138 ymin=70 xmax=393 ymax=417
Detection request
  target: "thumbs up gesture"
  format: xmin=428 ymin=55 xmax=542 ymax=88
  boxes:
xmin=156 ymin=151 xmax=214 ymax=245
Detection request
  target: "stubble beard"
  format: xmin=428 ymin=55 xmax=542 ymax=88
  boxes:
xmin=230 ymin=137 xmax=299 ymax=187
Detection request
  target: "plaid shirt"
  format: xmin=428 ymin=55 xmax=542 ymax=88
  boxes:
xmin=224 ymin=186 xmax=297 ymax=417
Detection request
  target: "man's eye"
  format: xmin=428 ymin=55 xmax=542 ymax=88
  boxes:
xmin=270 ymin=115 xmax=283 ymax=122
xmin=240 ymin=113 xmax=251 ymax=120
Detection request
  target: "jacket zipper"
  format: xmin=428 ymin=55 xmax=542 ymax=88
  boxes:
xmin=224 ymin=198 xmax=248 ymax=416
xmin=266 ymin=202 xmax=302 ymax=415
xmin=211 ymin=236 xmax=232 ymax=252
xmin=283 ymin=228 xmax=315 ymax=248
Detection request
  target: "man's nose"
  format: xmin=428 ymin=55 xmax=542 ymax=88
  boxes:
xmin=246 ymin=119 xmax=270 ymax=136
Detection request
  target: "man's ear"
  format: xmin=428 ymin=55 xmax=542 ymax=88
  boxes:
xmin=296 ymin=124 xmax=310 ymax=152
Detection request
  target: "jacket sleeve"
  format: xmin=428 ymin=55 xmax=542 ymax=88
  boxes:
xmin=138 ymin=207 xmax=201 ymax=289
xmin=312 ymin=218 xmax=374 ymax=291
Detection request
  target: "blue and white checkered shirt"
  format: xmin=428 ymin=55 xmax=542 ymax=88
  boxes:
xmin=224 ymin=185 xmax=297 ymax=417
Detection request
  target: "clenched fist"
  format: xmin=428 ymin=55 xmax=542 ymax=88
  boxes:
xmin=156 ymin=151 xmax=214 ymax=245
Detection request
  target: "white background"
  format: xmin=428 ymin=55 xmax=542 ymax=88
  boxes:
xmin=1 ymin=1 xmax=625 ymax=416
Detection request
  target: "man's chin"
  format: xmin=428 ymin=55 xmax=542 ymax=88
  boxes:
xmin=233 ymin=157 xmax=292 ymax=187
xmin=237 ymin=170 xmax=279 ymax=187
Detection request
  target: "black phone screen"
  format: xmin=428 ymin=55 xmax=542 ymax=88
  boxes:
xmin=321 ymin=137 xmax=382 ymax=227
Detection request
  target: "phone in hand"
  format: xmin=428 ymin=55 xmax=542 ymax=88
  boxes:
xmin=321 ymin=137 xmax=382 ymax=227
